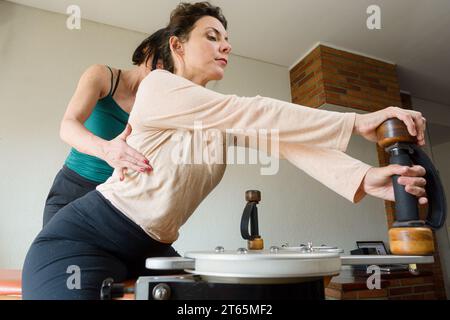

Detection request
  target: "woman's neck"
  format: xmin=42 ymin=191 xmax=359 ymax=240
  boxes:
xmin=121 ymin=65 xmax=149 ymax=96
xmin=176 ymin=67 xmax=209 ymax=87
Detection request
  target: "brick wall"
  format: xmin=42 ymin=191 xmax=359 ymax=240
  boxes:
xmin=325 ymin=270 xmax=437 ymax=300
xmin=290 ymin=44 xmax=447 ymax=300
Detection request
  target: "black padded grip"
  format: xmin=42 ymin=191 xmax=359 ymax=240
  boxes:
xmin=240 ymin=202 xmax=259 ymax=240
xmin=390 ymin=148 xmax=420 ymax=222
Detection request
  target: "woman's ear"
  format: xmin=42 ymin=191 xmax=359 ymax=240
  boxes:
xmin=169 ymin=36 xmax=184 ymax=56
xmin=144 ymin=57 xmax=153 ymax=71
xmin=156 ymin=59 xmax=164 ymax=70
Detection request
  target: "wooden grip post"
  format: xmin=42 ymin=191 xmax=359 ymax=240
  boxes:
xmin=376 ymin=118 xmax=417 ymax=149
xmin=377 ymin=119 xmax=435 ymax=256
xmin=389 ymin=227 xmax=434 ymax=255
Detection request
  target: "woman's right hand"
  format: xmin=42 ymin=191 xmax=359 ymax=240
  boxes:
xmin=102 ymin=124 xmax=153 ymax=181
xmin=353 ymin=106 xmax=426 ymax=146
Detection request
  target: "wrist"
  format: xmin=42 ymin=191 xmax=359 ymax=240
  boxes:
xmin=354 ymin=175 xmax=367 ymax=203
xmin=353 ymin=114 xmax=362 ymax=136
xmin=353 ymin=166 xmax=373 ymax=203
xmin=94 ymin=137 xmax=109 ymax=160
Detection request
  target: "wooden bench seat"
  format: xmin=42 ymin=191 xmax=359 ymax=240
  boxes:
xmin=0 ymin=269 xmax=135 ymax=300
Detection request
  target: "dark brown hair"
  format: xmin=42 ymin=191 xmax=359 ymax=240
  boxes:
xmin=160 ymin=2 xmax=228 ymax=73
xmin=132 ymin=27 xmax=166 ymax=69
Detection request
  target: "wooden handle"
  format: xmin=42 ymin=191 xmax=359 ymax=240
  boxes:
xmin=376 ymin=118 xmax=417 ymax=149
xmin=245 ymin=190 xmax=261 ymax=203
xmin=389 ymin=227 xmax=435 ymax=255
xmin=248 ymin=237 xmax=264 ymax=250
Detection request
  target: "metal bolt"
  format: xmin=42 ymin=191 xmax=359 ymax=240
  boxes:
xmin=270 ymin=246 xmax=280 ymax=253
xmin=215 ymin=246 xmax=225 ymax=253
xmin=152 ymin=283 xmax=171 ymax=300
xmin=237 ymin=248 xmax=248 ymax=254
xmin=299 ymin=242 xmax=314 ymax=253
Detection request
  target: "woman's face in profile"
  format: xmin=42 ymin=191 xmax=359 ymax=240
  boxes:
xmin=179 ymin=16 xmax=232 ymax=83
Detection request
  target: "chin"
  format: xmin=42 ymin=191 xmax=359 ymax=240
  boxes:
xmin=210 ymin=69 xmax=225 ymax=81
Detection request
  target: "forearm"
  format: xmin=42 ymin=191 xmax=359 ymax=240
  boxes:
xmin=60 ymin=119 xmax=107 ymax=159
xmin=279 ymin=143 xmax=372 ymax=203
xmin=225 ymin=95 xmax=357 ymax=152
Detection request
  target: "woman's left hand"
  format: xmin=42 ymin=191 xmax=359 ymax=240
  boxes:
xmin=354 ymin=106 xmax=426 ymax=146
xmin=361 ymin=164 xmax=428 ymax=204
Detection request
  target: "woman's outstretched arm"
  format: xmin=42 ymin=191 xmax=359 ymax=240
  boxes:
xmin=133 ymin=70 xmax=356 ymax=152
xmin=132 ymin=70 xmax=426 ymax=204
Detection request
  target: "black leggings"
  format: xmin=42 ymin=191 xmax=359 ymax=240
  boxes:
xmin=42 ymin=165 xmax=99 ymax=227
xmin=23 ymin=190 xmax=181 ymax=300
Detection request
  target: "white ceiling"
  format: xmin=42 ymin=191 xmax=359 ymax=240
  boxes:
xmin=6 ymin=0 xmax=450 ymax=107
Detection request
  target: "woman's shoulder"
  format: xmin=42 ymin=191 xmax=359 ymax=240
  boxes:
xmin=144 ymin=69 xmax=171 ymax=81
xmin=144 ymin=69 xmax=192 ymax=86
xmin=79 ymin=64 xmax=115 ymax=97
xmin=83 ymin=64 xmax=113 ymax=78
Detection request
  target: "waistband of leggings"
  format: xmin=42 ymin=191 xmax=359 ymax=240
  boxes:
xmin=61 ymin=165 xmax=100 ymax=189
xmin=92 ymin=190 xmax=173 ymax=247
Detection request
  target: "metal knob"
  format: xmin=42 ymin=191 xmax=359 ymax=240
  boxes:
xmin=100 ymin=278 xmax=125 ymax=300
xmin=245 ymin=190 xmax=261 ymax=203
xmin=215 ymin=246 xmax=225 ymax=253
xmin=152 ymin=283 xmax=171 ymax=300
xmin=237 ymin=247 xmax=248 ymax=254
xmin=270 ymin=246 xmax=280 ymax=253
xmin=300 ymin=242 xmax=314 ymax=253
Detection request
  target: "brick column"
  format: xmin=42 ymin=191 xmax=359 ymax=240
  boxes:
xmin=290 ymin=45 xmax=402 ymax=110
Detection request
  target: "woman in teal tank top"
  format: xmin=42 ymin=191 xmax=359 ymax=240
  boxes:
xmin=42 ymin=29 xmax=166 ymax=227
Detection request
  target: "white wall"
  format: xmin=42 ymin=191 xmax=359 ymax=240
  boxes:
xmin=0 ymin=0 xmax=151 ymax=268
xmin=1 ymin=1 xmax=390 ymax=269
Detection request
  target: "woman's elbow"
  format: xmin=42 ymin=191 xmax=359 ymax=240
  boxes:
xmin=59 ymin=119 xmax=70 ymax=143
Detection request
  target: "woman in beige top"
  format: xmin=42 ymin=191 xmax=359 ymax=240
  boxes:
xmin=22 ymin=2 xmax=427 ymax=300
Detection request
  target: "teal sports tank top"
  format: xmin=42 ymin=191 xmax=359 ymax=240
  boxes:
xmin=65 ymin=66 xmax=129 ymax=183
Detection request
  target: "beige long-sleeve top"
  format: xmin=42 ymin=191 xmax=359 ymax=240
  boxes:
xmin=97 ymin=69 xmax=372 ymax=243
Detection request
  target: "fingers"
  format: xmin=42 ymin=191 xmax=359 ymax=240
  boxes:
xmin=396 ymin=164 xmax=428 ymax=203
xmin=412 ymin=113 xmax=426 ymax=146
xmin=418 ymin=116 xmax=427 ymax=146
xmin=386 ymin=164 xmax=409 ymax=176
xmin=404 ymin=184 xmax=427 ymax=198
xmin=388 ymin=107 xmax=426 ymax=145
xmin=403 ymin=165 xmax=426 ymax=177
xmin=395 ymin=111 xmax=416 ymax=136
xmin=125 ymin=149 xmax=153 ymax=171
xmin=386 ymin=164 xmax=426 ymax=178
xmin=119 ymin=168 xmax=124 ymax=181
xmin=108 ymin=136 xmax=152 ymax=171
xmin=418 ymin=197 xmax=428 ymax=205
xmin=397 ymin=176 xmax=426 ymax=187
xmin=120 ymin=155 xmax=152 ymax=173
xmin=388 ymin=107 xmax=415 ymax=135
